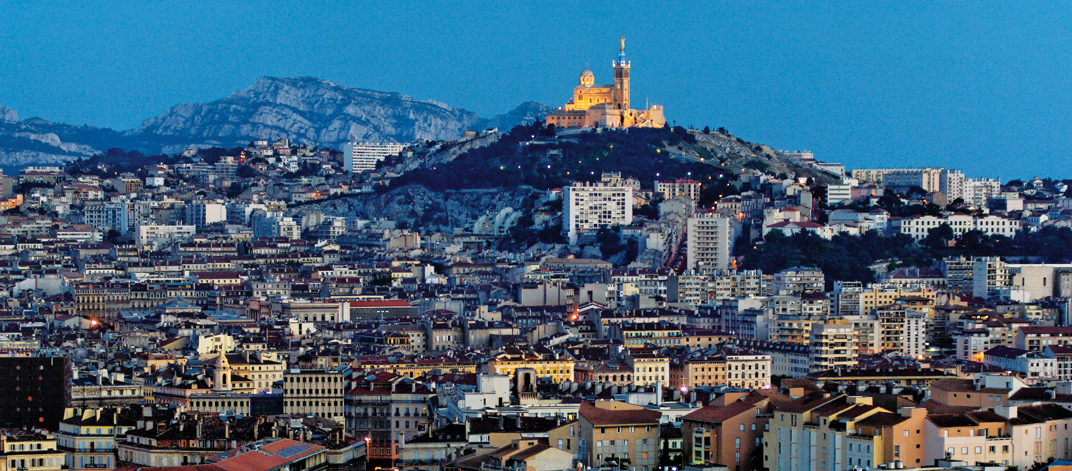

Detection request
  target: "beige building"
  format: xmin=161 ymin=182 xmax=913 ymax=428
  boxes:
xmin=808 ymin=319 xmax=855 ymax=373
xmin=0 ymin=432 xmax=65 ymax=471
xmin=283 ymin=368 xmax=346 ymax=427
xmin=56 ymin=407 xmax=138 ymax=471
xmin=627 ymin=351 xmax=670 ymax=387
xmin=675 ymin=354 xmax=771 ymax=391
xmin=656 ymin=179 xmax=701 ymax=202
xmin=578 ymin=401 xmax=661 ymax=471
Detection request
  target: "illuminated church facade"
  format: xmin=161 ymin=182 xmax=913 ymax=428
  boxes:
xmin=545 ymin=38 xmax=666 ymax=129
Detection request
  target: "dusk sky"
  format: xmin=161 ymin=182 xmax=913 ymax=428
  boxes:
xmin=2 ymin=2 xmax=1070 ymax=178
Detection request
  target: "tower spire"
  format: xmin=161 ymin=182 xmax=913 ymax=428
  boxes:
xmin=620 ymin=36 xmax=625 ymax=54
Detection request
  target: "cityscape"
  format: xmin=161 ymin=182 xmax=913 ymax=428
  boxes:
xmin=2 ymin=4 xmax=1072 ymax=471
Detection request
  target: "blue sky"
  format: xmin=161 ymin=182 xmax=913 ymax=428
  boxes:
xmin=1 ymin=1 xmax=1070 ymax=178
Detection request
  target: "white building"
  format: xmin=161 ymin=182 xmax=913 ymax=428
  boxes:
xmin=343 ymin=142 xmax=407 ymax=173
xmin=983 ymin=346 xmax=1057 ymax=382
xmin=686 ymin=212 xmax=734 ymax=273
xmin=136 ymin=224 xmax=196 ymax=247
xmin=898 ymin=214 xmax=1018 ymax=240
xmin=83 ymin=201 xmax=129 ymax=235
xmin=826 ymin=182 xmax=854 ymax=205
xmin=965 ymin=177 xmax=1001 ymax=208
xmin=940 ymin=168 xmax=966 ymax=201
xmin=184 ymin=201 xmax=227 ymax=230
xmin=563 ymin=181 xmax=634 ymax=244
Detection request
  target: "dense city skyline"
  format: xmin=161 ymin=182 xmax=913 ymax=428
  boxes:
xmin=2 ymin=2 xmax=1071 ymax=177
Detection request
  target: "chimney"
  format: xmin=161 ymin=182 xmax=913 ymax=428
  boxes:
xmin=655 ymin=380 xmax=662 ymax=406
xmin=225 ymin=421 xmax=230 ymax=439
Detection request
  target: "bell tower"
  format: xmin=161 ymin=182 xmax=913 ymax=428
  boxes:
xmin=612 ymin=37 xmax=631 ymax=110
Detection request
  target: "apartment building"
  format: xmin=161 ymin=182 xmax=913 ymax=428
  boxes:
xmin=0 ymin=432 xmax=65 ymax=471
xmin=578 ymin=401 xmax=661 ymax=471
xmin=343 ymin=142 xmax=407 ymax=173
xmin=675 ymin=353 xmax=771 ymax=391
xmin=282 ymin=367 xmax=347 ymax=427
xmin=345 ymin=375 xmax=433 ymax=465
xmin=686 ymin=212 xmax=734 ymax=273
xmin=82 ymin=201 xmax=129 ymax=235
xmin=486 ymin=348 xmax=575 ymax=384
xmin=763 ymin=394 xmax=887 ymax=471
xmin=564 ymin=181 xmax=635 ymax=244
xmin=682 ymin=393 xmax=770 ymax=471
xmin=655 ymin=178 xmax=702 ymax=202
xmin=808 ymin=319 xmax=855 ymax=373
xmin=627 ymin=351 xmax=670 ymax=387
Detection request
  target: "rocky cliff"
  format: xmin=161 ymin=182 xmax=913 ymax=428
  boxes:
xmin=131 ymin=77 xmax=553 ymax=152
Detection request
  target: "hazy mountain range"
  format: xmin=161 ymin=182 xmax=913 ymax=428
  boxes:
xmin=0 ymin=76 xmax=555 ymax=170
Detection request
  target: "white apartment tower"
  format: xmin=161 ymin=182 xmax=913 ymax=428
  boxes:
xmin=185 ymin=201 xmax=227 ymax=230
xmin=563 ymin=181 xmax=634 ymax=244
xmin=83 ymin=201 xmax=130 ymax=235
xmin=686 ymin=212 xmax=733 ymax=273
xmin=343 ymin=142 xmax=407 ymax=173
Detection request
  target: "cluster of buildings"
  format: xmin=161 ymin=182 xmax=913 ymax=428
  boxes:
xmin=1 ymin=47 xmax=1072 ymax=471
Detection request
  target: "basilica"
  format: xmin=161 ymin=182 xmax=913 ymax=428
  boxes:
xmin=544 ymin=38 xmax=666 ymax=129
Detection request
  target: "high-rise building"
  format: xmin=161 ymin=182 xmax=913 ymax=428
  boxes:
xmin=184 ymin=201 xmax=226 ymax=230
xmin=808 ymin=319 xmax=855 ymax=372
xmin=343 ymin=142 xmax=407 ymax=173
xmin=686 ymin=212 xmax=733 ymax=273
xmin=940 ymin=168 xmax=966 ymax=201
xmin=83 ymin=201 xmax=129 ymax=235
xmin=563 ymin=181 xmax=634 ymax=244
xmin=0 ymin=356 xmax=71 ymax=429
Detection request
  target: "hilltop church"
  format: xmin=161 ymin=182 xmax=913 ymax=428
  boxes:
xmin=544 ymin=38 xmax=666 ymax=129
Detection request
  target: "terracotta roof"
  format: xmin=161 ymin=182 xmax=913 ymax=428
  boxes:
xmin=579 ymin=401 xmax=660 ymax=426
xmin=682 ymin=394 xmax=766 ymax=423
xmin=855 ymin=411 xmax=906 ymax=428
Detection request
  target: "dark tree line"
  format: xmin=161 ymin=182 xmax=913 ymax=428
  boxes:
xmin=741 ymin=226 xmax=1072 ymax=289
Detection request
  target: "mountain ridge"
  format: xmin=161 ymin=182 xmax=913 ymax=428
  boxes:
xmin=0 ymin=76 xmax=556 ymax=170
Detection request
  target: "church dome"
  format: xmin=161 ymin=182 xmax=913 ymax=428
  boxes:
xmin=579 ymin=67 xmax=595 ymax=87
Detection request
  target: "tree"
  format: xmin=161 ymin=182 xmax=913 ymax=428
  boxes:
xmin=1026 ymin=457 xmax=1055 ymax=471
xmin=702 ymin=125 xmax=711 ymax=134
xmin=226 ymin=182 xmax=244 ymax=198
xmin=923 ymin=223 xmax=954 ymax=251
xmin=597 ymin=228 xmax=624 ymax=257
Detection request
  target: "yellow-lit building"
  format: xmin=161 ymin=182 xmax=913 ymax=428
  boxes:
xmin=674 ymin=353 xmax=771 ymax=391
xmin=859 ymin=285 xmax=936 ymax=314
xmin=487 ymin=349 xmax=574 ymax=383
xmin=351 ymin=358 xmax=478 ymax=378
xmin=545 ymin=38 xmax=665 ymax=129
xmin=0 ymin=432 xmax=65 ymax=471
xmin=627 ymin=351 xmax=670 ymax=386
